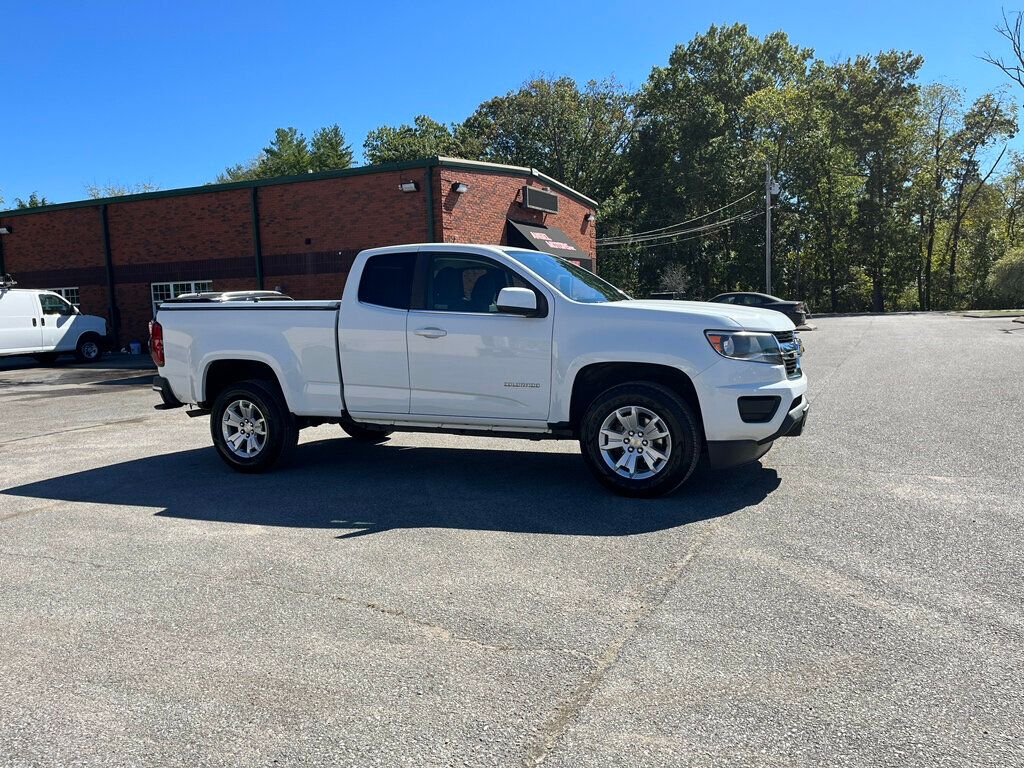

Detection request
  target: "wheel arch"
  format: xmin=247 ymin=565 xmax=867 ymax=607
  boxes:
xmin=201 ymin=357 xmax=288 ymax=409
xmin=74 ymin=329 xmax=103 ymax=347
xmin=568 ymin=362 xmax=704 ymax=434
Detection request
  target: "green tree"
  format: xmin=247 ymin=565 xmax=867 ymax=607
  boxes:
xmin=310 ymin=124 xmax=354 ymax=172
xmin=363 ymin=115 xmax=474 ymax=164
xmin=941 ymin=93 xmax=1017 ymax=305
xmin=85 ymin=182 xmax=160 ymax=198
xmin=987 ymin=246 xmax=1024 ymax=306
xmin=217 ymin=125 xmax=352 ymax=182
xmin=463 ymin=76 xmax=633 ymax=201
xmin=835 ymin=51 xmax=924 ymax=311
xmin=624 ymin=24 xmax=811 ymax=296
xmin=217 ymin=157 xmax=263 ymax=183
xmin=912 ymin=84 xmax=962 ymax=309
xmin=15 ymin=192 xmax=50 ymax=208
xmin=260 ymin=127 xmax=311 ymax=177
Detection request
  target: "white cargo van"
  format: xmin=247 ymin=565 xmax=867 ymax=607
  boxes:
xmin=0 ymin=277 xmax=107 ymax=363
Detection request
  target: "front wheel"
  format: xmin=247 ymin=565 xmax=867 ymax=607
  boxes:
xmin=579 ymin=382 xmax=701 ymax=498
xmin=210 ymin=379 xmax=298 ymax=473
xmin=75 ymin=334 xmax=103 ymax=363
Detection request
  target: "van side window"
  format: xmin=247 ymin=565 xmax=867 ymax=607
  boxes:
xmin=39 ymin=293 xmax=73 ymax=315
xmin=358 ymin=253 xmax=416 ymax=309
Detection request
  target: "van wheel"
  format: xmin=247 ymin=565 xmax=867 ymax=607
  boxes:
xmin=211 ymin=379 xmax=298 ymax=473
xmin=341 ymin=423 xmax=394 ymax=443
xmin=75 ymin=334 xmax=103 ymax=363
xmin=579 ymin=382 xmax=701 ymax=498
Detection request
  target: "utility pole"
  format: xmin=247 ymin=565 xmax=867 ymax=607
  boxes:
xmin=765 ymin=161 xmax=772 ymax=295
xmin=765 ymin=161 xmax=779 ymax=295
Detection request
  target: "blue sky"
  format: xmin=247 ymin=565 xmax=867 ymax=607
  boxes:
xmin=0 ymin=0 xmax=1018 ymax=205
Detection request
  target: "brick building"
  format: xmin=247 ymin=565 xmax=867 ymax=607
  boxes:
xmin=0 ymin=157 xmax=597 ymax=345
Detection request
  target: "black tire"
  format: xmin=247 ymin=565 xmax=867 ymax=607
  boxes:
xmin=74 ymin=333 xmax=103 ymax=363
xmin=210 ymin=379 xmax=298 ymax=473
xmin=341 ymin=422 xmax=394 ymax=444
xmin=579 ymin=381 xmax=701 ymax=498
xmin=33 ymin=353 xmax=60 ymax=365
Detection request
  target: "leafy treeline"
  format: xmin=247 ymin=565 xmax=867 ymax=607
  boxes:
xmin=9 ymin=23 xmax=1022 ymax=309
xmin=218 ymin=25 xmax=1024 ymax=310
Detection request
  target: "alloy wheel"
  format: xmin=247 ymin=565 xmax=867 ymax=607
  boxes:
xmin=598 ymin=405 xmax=672 ymax=479
xmin=221 ymin=399 xmax=268 ymax=458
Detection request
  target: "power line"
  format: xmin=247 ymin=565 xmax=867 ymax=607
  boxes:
xmin=599 ymin=207 xmax=761 ymax=248
xmin=597 ymin=193 xmax=757 ymax=243
xmin=599 ymin=208 xmax=764 ymax=251
xmin=597 ymin=191 xmax=758 ymax=244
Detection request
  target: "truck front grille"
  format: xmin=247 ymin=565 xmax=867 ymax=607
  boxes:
xmin=772 ymin=330 xmax=801 ymax=378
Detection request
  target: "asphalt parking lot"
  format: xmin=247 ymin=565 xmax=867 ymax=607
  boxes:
xmin=1 ymin=314 xmax=1022 ymax=767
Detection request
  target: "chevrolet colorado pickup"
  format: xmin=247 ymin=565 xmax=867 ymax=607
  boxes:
xmin=150 ymin=244 xmax=808 ymax=497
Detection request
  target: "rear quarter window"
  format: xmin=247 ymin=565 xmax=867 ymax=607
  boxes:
xmin=358 ymin=253 xmax=416 ymax=309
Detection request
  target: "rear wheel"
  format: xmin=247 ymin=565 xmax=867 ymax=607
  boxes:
xmin=579 ymin=382 xmax=701 ymax=498
xmin=75 ymin=334 xmax=103 ymax=363
xmin=210 ymin=379 xmax=298 ymax=473
xmin=341 ymin=423 xmax=394 ymax=444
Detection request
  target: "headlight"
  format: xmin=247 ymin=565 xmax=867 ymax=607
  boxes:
xmin=705 ymin=330 xmax=783 ymax=365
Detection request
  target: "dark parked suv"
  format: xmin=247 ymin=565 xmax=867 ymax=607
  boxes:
xmin=709 ymin=292 xmax=809 ymax=327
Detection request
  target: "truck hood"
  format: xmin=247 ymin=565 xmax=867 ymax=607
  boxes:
xmin=615 ymin=299 xmax=795 ymax=331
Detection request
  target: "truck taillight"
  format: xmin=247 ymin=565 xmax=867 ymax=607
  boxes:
xmin=149 ymin=320 xmax=165 ymax=367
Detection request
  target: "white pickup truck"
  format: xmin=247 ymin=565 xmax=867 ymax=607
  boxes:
xmin=150 ymin=244 xmax=807 ymax=497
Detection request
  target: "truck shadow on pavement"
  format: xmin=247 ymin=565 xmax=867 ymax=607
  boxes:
xmin=3 ymin=435 xmax=780 ymax=538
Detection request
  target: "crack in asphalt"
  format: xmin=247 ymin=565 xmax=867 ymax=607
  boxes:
xmin=0 ymin=499 xmax=69 ymax=524
xmin=0 ymin=416 xmax=152 ymax=446
xmin=522 ymin=528 xmax=716 ymax=766
xmin=0 ymin=548 xmax=593 ymax=663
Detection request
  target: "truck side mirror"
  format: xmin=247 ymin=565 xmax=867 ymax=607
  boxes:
xmin=496 ymin=287 xmax=538 ymax=316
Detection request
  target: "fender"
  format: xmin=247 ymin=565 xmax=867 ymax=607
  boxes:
xmin=197 ymin=351 xmax=293 ymax=409
xmin=551 ymin=350 xmax=717 ymax=425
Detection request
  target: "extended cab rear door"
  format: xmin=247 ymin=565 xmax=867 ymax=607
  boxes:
xmin=406 ymin=250 xmax=553 ymax=422
xmin=338 ymin=252 xmax=415 ymax=414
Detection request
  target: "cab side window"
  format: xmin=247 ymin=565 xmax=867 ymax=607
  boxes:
xmin=425 ymin=255 xmax=527 ymax=313
xmin=358 ymin=253 xmax=416 ymax=309
xmin=39 ymin=293 xmax=73 ymax=315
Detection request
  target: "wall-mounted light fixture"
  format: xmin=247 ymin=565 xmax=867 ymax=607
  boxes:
xmin=584 ymin=213 xmax=596 ymax=223
xmin=0 ymin=226 xmax=11 ymax=235
xmin=398 ymin=181 xmax=419 ymax=193
xmin=452 ymin=182 xmax=469 ymax=194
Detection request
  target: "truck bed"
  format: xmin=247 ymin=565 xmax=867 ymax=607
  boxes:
xmin=157 ymin=300 xmax=344 ymax=416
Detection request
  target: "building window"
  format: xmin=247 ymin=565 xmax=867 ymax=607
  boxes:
xmin=48 ymin=287 xmax=80 ymax=307
xmin=151 ymin=280 xmax=213 ymax=315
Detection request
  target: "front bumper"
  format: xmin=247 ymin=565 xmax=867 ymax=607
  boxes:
xmin=707 ymin=398 xmax=809 ymax=469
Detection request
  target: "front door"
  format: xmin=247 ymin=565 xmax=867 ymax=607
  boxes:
xmin=407 ymin=252 xmax=553 ymax=421
xmin=38 ymin=292 xmax=77 ymax=351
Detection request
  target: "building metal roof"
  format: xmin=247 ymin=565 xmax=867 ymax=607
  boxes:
xmin=0 ymin=156 xmax=598 ymax=218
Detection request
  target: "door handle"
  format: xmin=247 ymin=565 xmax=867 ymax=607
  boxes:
xmin=32 ymin=318 xmax=37 ymax=326
xmin=414 ymin=327 xmax=447 ymax=339
xmin=41 ymin=317 xmax=46 ymax=326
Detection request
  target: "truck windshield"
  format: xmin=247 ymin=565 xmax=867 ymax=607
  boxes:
xmin=504 ymin=250 xmax=631 ymax=303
